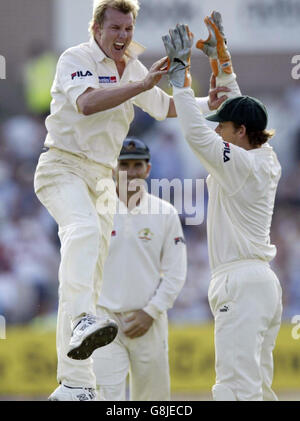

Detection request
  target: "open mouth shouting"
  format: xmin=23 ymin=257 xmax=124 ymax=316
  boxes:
xmin=114 ymin=42 xmax=126 ymax=51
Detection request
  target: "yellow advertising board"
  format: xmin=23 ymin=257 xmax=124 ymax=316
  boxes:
xmin=0 ymin=328 xmax=57 ymax=395
xmin=169 ymin=323 xmax=300 ymax=392
xmin=0 ymin=323 xmax=299 ymax=396
xmin=169 ymin=323 xmax=215 ymax=392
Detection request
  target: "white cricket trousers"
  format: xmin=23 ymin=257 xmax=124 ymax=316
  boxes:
xmin=34 ymin=147 xmax=116 ymax=388
xmin=93 ymin=307 xmax=170 ymax=401
xmin=208 ymin=260 xmax=282 ymax=401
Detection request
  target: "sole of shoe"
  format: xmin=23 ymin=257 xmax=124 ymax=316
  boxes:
xmin=67 ymin=322 xmax=118 ymax=360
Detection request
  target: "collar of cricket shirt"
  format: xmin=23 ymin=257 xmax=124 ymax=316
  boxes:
xmin=89 ymin=37 xmax=146 ymax=63
xmin=248 ymin=143 xmax=272 ymax=154
xmin=125 ymin=40 xmax=146 ymax=59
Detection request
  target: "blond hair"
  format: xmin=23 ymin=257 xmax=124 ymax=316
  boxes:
xmin=233 ymin=122 xmax=276 ymax=147
xmin=89 ymin=0 xmax=140 ymax=35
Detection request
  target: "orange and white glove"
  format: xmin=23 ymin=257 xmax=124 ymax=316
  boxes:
xmin=196 ymin=11 xmax=233 ymax=78
xmin=162 ymin=24 xmax=194 ymax=88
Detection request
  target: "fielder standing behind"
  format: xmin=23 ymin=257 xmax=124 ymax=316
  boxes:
xmin=34 ymin=0 xmax=182 ymax=402
xmin=162 ymin=13 xmax=282 ymax=401
xmin=93 ymin=138 xmax=187 ymax=401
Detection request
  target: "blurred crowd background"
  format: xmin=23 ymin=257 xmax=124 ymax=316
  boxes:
xmin=0 ymin=0 xmax=300 ymax=328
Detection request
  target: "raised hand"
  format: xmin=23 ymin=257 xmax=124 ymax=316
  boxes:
xmin=142 ymin=56 xmax=169 ymax=91
xmin=162 ymin=24 xmax=194 ymax=88
xmin=196 ymin=11 xmax=233 ymax=77
xmin=208 ymin=74 xmax=230 ymax=110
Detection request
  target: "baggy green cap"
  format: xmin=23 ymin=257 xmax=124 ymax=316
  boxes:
xmin=119 ymin=138 xmax=150 ymax=161
xmin=206 ymin=95 xmax=268 ymax=131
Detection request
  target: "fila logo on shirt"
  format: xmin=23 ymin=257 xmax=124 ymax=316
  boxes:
xmin=223 ymin=142 xmax=231 ymax=163
xmin=71 ymin=70 xmax=93 ymax=80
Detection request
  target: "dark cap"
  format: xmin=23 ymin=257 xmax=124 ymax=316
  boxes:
xmin=119 ymin=138 xmax=151 ymax=161
xmin=206 ymin=95 xmax=268 ymax=131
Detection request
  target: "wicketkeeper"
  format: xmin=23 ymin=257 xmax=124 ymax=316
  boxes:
xmin=162 ymin=12 xmax=282 ymax=401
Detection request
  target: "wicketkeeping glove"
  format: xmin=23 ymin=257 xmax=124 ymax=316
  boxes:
xmin=196 ymin=11 xmax=233 ymax=77
xmin=162 ymin=24 xmax=194 ymax=88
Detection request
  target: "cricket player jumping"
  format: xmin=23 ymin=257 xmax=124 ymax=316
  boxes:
xmin=34 ymin=0 xmax=229 ymax=401
xmin=93 ymin=138 xmax=187 ymax=401
xmin=162 ymin=12 xmax=282 ymax=401
xmin=34 ymin=0 xmax=180 ymax=401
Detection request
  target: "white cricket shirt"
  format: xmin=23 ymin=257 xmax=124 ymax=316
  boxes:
xmin=98 ymin=192 xmax=187 ymax=319
xmin=173 ymin=87 xmax=281 ymax=272
xmin=44 ymin=38 xmax=171 ymax=168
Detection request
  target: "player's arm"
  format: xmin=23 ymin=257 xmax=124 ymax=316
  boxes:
xmin=77 ymin=57 xmax=168 ymax=115
xmin=173 ymin=82 xmax=253 ymax=195
xmin=143 ymin=209 xmax=187 ymax=320
xmin=163 ymin=24 xmax=252 ymax=195
xmin=131 ymin=58 xmax=229 ymax=120
xmin=165 ymin=12 xmax=233 ymax=119
xmin=167 ymin=81 xmax=230 ymax=118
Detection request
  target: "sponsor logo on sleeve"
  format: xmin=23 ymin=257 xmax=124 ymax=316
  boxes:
xmin=99 ymin=76 xmax=117 ymax=83
xmin=174 ymin=236 xmax=186 ymax=245
xmin=71 ymin=70 xmax=93 ymax=80
xmin=223 ymin=142 xmax=231 ymax=163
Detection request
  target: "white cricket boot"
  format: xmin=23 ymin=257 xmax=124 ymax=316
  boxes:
xmin=48 ymin=384 xmax=96 ymax=401
xmin=67 ymin=314 xmax=118 ymax=360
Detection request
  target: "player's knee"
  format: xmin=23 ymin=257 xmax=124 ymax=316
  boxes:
xmin=85 ymin=220 xmax=101 ymax=238
xmin=75 ymin=217 xmax=101 ymax=240
xmin=59 ymin=219 xmax=101 ymax=251
xmin=212 ymin=383 xmax=237 ymax=401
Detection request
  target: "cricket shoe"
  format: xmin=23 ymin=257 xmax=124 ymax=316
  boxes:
xmin=48 ymin=384 xmax=96 ymax=401
xmin=196 ymin=11 xmax=233 ymax=77
xmin=67 ymin=314 xmax=118 ymax=360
